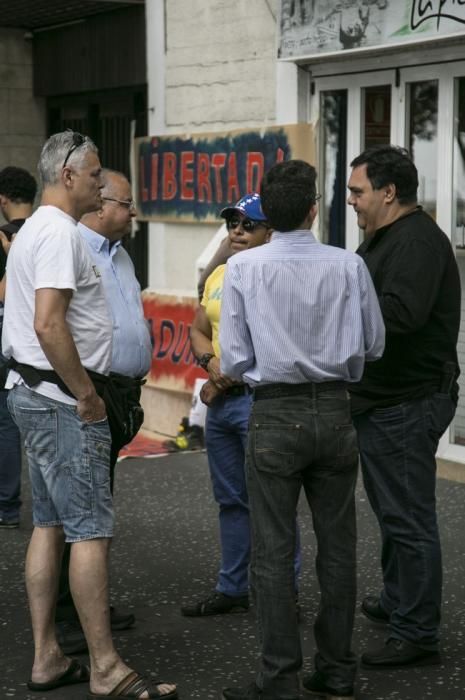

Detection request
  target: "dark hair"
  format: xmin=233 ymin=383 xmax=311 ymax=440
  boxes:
xmin=350 ymin=145 xmax=418 ymax=205
xmin=260 ymin=159 xmax=317 ymax=231
xmin=0 ymin=166 xmax=37 ymax=204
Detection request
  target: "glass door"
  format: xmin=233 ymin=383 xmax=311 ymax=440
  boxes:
xmin=362 ymin=85 xmax=391 ymax=149
xmin=312 ymin=71 xmax=397 ymax=250
xmin=313 ymin=61 xmax=465 ymax=463
xmin=450 ymin=75 xmax=465 ymax=451
xmin=406 ymin=80 xmax=439 ymax=220
xmin=319 ymin=91 xmax=347 ymax=248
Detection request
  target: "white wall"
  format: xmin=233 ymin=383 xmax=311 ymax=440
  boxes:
xmin=0 ymin=28 xmax=45 ymax=179
xmin=145 ymin=0 xmax=279 ymax=293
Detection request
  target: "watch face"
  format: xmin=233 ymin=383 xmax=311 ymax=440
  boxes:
xmin=200 ymin=353 xmax=213 ymax=369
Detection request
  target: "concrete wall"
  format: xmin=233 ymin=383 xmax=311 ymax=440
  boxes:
xmin=0 ymin=28 xmax=45 ymax=179
xmin=143 ymin=0 xmax=279 ymax=433
xmin=146 ymin=0 xmax=279 ymax=294
xmin=165 ymin=0 xmax=278 ymax=133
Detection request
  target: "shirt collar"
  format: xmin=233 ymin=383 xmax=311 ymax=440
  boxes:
xmin=78 ymin=222 xmax=121 ymax=255
xmin=271 ymin=229 xmax=317 ymax=242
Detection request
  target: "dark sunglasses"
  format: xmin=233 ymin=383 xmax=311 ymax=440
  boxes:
xmin=102 ymin=196 xmax=135 ymax=210
xmin=62 ymin=131 xmax=86 ymax=169
xmin=226 ymin=217 xmax=267 ymax=232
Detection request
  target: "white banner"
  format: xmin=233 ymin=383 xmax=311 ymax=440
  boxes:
xmin=279 ymin=0 xmax=465 ymax=61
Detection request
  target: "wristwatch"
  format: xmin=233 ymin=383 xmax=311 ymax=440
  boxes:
xmin=198 ymin=352 xmax=214 ymax=371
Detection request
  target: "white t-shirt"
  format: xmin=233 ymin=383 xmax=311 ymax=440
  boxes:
xmin=2 ymin=205 xmax=113 ymax=404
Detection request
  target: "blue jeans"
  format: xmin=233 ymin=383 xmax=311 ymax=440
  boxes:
xmin=0 ymin=389 xmax=22 ymax=520
xmin=0 ymin=309 xmax=22 ymax=522
xmin=247 ymin=387 xmax=358 ymax=699
xmin=206 ymin=392 xmax=301 ymax=597
xmin=8 ymin=384 xmax=114 ymax=542
xmin=354 ymin=392 xmax=456 ymax=650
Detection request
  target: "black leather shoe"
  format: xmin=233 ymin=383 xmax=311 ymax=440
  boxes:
xmin=222 ymin=682 xmax=261 ymax=700
xmin=302 ymin=671 xmax=354 ymax=699
xmin=56 ymin=606 xmax=136 ymax=654
xmin=56 ymin=621 xmax=88 ymax=655
xmin=361 ymin=638 xmax=441 ymax=669
xmin=360 ymin=595 xmax=390 ymax=625
xmin=108 ymin=605 xmax=136 ymax=630
xmin=181 ymin=591 xmax=249 ymax=617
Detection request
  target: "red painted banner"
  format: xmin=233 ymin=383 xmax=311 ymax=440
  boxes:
xmin=134 ymin=124 xmax=314 ymax=223
xmin=143 ymin=292 xmax=206 ymax=392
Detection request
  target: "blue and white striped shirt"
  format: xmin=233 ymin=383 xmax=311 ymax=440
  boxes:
xmin=219 ymin=230 xmax=385 ymax=385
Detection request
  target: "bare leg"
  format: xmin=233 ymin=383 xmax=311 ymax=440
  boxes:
xmin=69 ymin=538 xmax=175 ymax=697
xmin=69 ymin=537 xmax=125 ymax=689
xmin=26 ymin=526 xmax=71 ymax=683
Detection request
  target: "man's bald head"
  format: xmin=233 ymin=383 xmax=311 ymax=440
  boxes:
xmin=81 ymin=169 xmax=135 ymax=241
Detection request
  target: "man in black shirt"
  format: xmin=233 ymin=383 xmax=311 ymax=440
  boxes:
xmin=347 ymin=145 xmax=460 ymax=669
xmin=0 ymin=166 xmax=37 ymax=528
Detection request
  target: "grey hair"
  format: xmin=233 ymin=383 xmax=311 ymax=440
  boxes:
xmin=38 ymin=131 xmax=99 ymax=187
xmin=101 ymin=168 xmax=129 ymax=193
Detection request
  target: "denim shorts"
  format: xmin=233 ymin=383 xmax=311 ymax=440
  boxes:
xmin=7 ymin=384 xmax=114 ymax=542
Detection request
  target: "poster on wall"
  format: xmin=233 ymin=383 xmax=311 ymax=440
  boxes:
xmin=134 ymin=124 xmax=314 ymax=223
xmin=279 ymin=0 xmax=465 ymax=61
xmin=143 ymin=291 xmax=206 ymax=393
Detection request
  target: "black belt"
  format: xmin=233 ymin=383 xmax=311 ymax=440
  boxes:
xmin=7 ymin=358 xmax=109 ymax=399
xmin=224 ymin=384 xmax=251 ymax=397
xmin=253 ymin=381 xmax=347 ymax=401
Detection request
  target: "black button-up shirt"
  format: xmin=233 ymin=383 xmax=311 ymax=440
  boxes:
xmin=350 ymin=207 xmax=461 ymax=415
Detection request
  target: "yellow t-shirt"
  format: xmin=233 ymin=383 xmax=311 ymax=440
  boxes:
xmin=201 ymin=264 xmax=225 ymax=358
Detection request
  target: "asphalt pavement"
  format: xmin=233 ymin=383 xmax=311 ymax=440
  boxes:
xmin=1 ymin=451 xmax=465 ymax=700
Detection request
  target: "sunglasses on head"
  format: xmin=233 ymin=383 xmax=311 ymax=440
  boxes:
xmin=226 ymin=217 xmax=267 ymax=232
xmin=62 ymin=131 xmax=86 ymax=169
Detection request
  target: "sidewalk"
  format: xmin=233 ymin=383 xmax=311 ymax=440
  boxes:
xmin=1 ymin=451 xmax=464 ymax=700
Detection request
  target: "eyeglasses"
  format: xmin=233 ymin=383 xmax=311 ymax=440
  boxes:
xmin=315 ymin=194 xmax=322 ymax=202
xmin=226 ymin=217 xmax=267 ymax=232
xmin=62 ymin=132 xmax=85 ymax=169
xmin=102 ymin=196 xmax=135 ymax=210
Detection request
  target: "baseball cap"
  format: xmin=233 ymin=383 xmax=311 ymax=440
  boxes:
xmin=220 ymin=192 xmax=267 ymax=221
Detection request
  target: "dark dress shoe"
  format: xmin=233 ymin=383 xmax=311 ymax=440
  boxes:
xmin=108 ymin=605 xmax=136 ymax=630
xmin=56 ymin=621 xmax=88 ymax=655
xmin=361 ymin=638 xmax=441 ymax=669
xmin=181 ymin=591 xmax=249 ymax=617
xmin=222 ymin=682 xmax=261 ymax=700
xmin=56 ymin=606 xmax=135 ymax=654
xmin=360 ymin=595 xmax=390 ymax=624
xmin=302 ymin=671 xmax=355 ymax=698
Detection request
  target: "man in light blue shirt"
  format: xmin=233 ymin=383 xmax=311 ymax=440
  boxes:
xmin=78 ymin=173 xmax=151 ymax=386
xmin=220 ymin=160 xmax=385 ymax=700
xmin=55 ymin=169 xmax=152 ymax=655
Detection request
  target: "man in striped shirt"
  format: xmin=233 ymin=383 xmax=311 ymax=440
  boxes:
xmin=219 ymin=160 xmax=385 ymax=700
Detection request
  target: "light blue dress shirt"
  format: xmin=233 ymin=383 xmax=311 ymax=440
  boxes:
xmin=219 ymin=230 xmax=385 ymax=386
xmin=78 ymin=223 xmax=152 ymax=378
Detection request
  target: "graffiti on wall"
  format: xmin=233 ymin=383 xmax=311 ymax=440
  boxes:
xmin=143 ymin=292 xmax=205 ymax=393
xmin=134 ymin=124 xmax=314 ymax=223
xmin=279 ymin=1 xmax=465 ymax=60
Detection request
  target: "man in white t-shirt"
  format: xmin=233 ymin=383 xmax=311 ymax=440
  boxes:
xmin=2 ymin=132 xmax=176 ymax=699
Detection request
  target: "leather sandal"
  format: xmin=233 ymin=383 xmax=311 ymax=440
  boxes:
xmin=87 ymin=670 xmax=178 ymax=699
